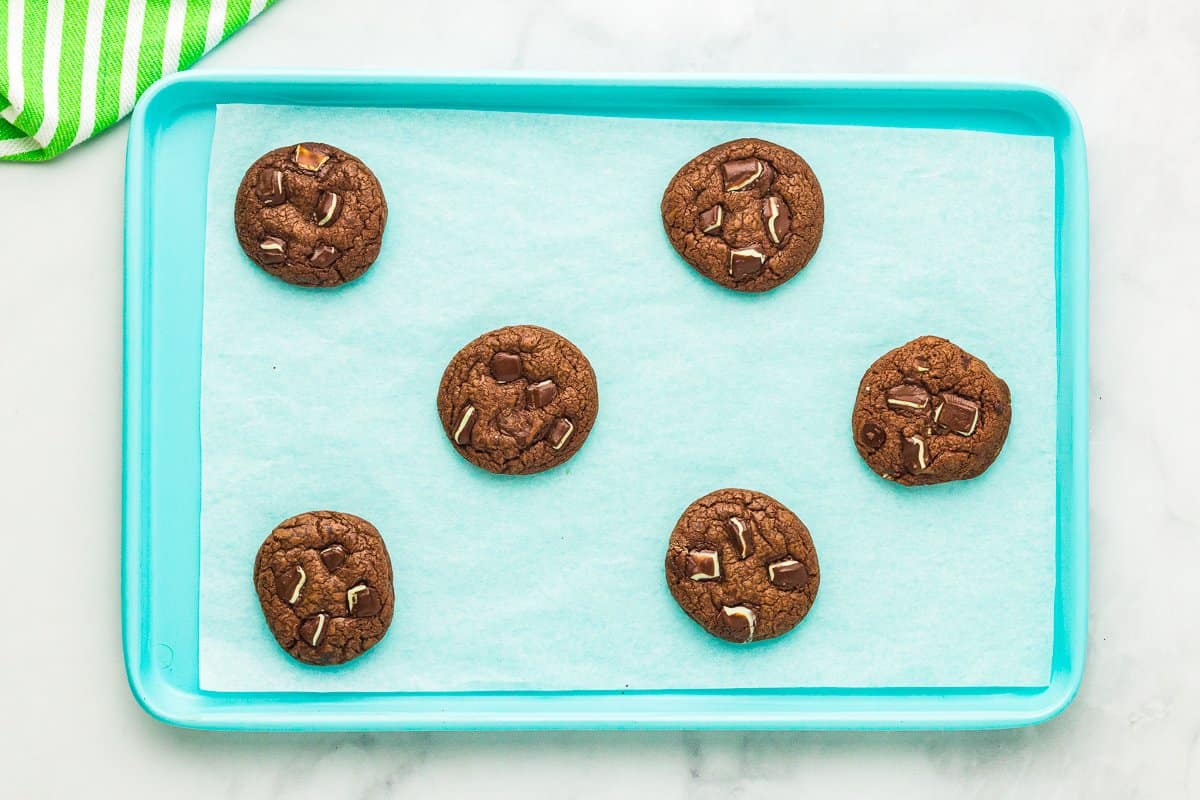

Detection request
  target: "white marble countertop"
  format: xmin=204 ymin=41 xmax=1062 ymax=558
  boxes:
xmin=2 ymin=0 xmax=1195 ymax=796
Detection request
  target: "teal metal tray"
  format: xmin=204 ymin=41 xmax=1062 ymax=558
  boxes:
xmin=123 ymin=72 xmax=1088 ymax=731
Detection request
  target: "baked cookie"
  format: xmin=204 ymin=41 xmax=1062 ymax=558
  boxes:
xmin=253 ymin=510 xmax=394 ymax=666
xmin=665 ymin=488 xmax=820 ymax=644
xmin=660 ymin=138 xmax=823 ymax=292
xmin=437 ymin=325 xmax=599 ymax=475
xmin=851 ymin=336 xmax=1012 ymax=486
xmin=234 ymin=143 xmax=387 ymax=287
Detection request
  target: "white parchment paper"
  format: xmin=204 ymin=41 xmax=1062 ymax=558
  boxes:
xmin=200 ymin=105 xmax=1056 ymax=692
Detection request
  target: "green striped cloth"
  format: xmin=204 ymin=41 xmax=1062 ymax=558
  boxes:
xmin=1 ymin=0 xmax=277 ymax=162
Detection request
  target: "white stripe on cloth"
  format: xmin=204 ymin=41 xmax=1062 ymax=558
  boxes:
xmin=117 ymin=0 xmax=148 ymax=119
xmin=0 ymin=135 xmax=40 ymax=156
xmin=31 ymin=0 xmax=66 ymax=147
xmin=71 ymin=0 xmax=106 ymax=147
xmin=161 ymin=0 xmax=188 ymax=75
xmin=250 ymin=0 xmax=269 ymax=16
xmin=1 ymin=0 xmax=26 ymax=125
xmin=204 ymin=0 xmax=228 ymax=54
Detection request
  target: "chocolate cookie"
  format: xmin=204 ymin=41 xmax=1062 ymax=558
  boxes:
xmin=253 ymin=510 xmax=394 ymax=666
xmin=660 ymin=138 xmax=823 ymax=292
xmin=437 ymin=325 xmax=599 ymax=475
xmin=852 ymin=336 xmax=1012 ymax=486
xmin=234 ymin=143 xmax=387 ymax=287
xmin=665 ymin=488 xmax=820 ymax=644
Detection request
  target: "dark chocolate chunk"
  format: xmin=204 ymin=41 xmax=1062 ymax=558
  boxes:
xmin=525 ymin=379 xmax=559 ymax=409
xmin=297 ymin=613 xmax=329 ymax=647
xmin=934 ymin=393 xmax=980 ymax=436
xmin=858 ymin=421 xmax=886 ymax=451
xmin=256 ymin=168 xmax=286 ymax=206
xmin=274 ymin=564 xmax=306 ymax=605
xmin=489 ymin=352 xmax=522 ymax=383
xmin=308 ymin=245 xmax=339 ymax=268
xmin=762 ymin=196 xmax=792 ymax=244
xmin=722 ymin=605 xmax=756 ymax=643
xmin=728 ymin=247 xmax=766 ymax=280
xmin=721 ymin=158 xmax=765 ymax=191
xmin=913 ymin=356 xmax=931 ymax=373
xmin=319 ymin=545 xmax=347 ymax=571
xmin=294 ymin=144 xmax=329 ymax=172
xmin=685 ymin=550 xmax=721 ymax=581
xmin=901 ymin=435 xmax=929 ymax=473
xmin=347 ymin=584 xmax=383 ymax=618
xmin=768 ymin=559 xmax=809 ymax=590
xmin=698 ymin=204 xmax=724 ymax=233
xmin=886 ymin=384 xmax=930 ymax=412
xmin=453 ymin=405 xmax=477 ymax=445
xmin=548 ymin=417 xmax=574 ymax=451
xmin=314 ymin=191 xmax=343 ymax=227
xmin=725 ymin=516 xmax=755 ymax=559
xmin=258 ymin=236 xmax=287 ymax=264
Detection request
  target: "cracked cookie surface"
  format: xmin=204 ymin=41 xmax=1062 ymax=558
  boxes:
xmin=660 ymin=138 xmax=823 ymax=292
xmin=437 ymin=325 xmax=599 ymax=475
xmin=253 ymin=510 xmax=394 ymax=666
xmin=851 ymin=335 xmax=1012 ymax=486
xmin=234 ymin=142 xmax=387 ymax=287
xmin=665 ymin=488 xmax=820 ymax=644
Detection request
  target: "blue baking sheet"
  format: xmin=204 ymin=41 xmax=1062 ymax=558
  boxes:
xmin=198 ymin=104 xmax=1056 ymax=693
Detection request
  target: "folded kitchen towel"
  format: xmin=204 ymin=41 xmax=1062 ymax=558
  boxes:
xmin=1 ymin=0 xmax=277 ymax=162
